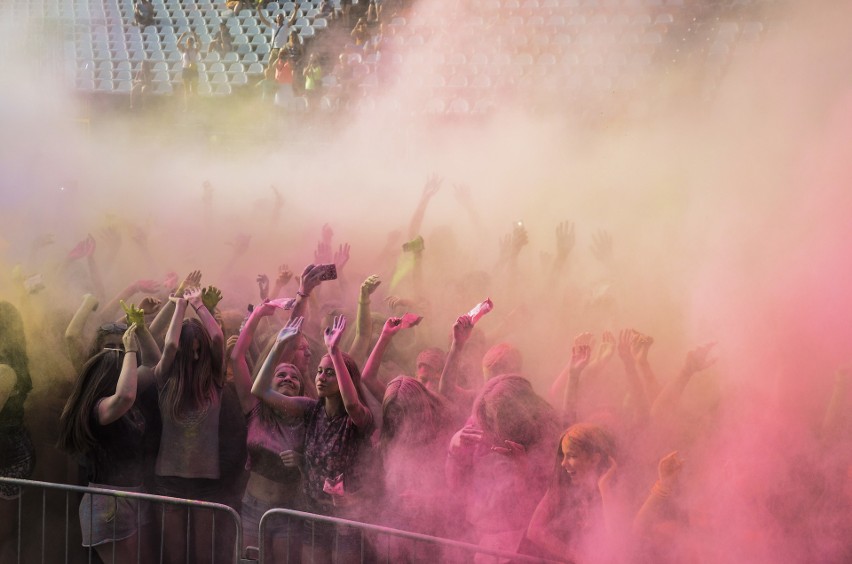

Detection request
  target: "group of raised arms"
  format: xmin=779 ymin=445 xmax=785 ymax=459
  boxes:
xmin=1 ymin=176 xmax=850 ymax=564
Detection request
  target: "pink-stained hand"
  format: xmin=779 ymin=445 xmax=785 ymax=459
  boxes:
xmin=683 ymin=342 xmax=717 ymax=374
xmin=138 ymin=296 xmax=162 ymax=315
xmin=570 ymin=334 xmax=593 ymax=376
xmin=68 ymin=234 xmax=96 ymax=260
xmin=452 ymin=315 xmax=474 ymax=347
xmin=163 ymin=272 xmax=178 ymax=291
xmin=334 ymin=243 xmax=351 ymax=271
xmin=314 ymin=240 xmax=332 ymax=264
xmin=448 ymin=425 xmax=484 ymax=456
xmin=134 ymin=279 xmax=161 ymax=294
xmin=491 ymin=440 xmax=526 ymax=457
xmin=381 ymin=317 xmax=404 ymax=338
xmin=323 ymin=315 xmax=347 ymax=352
xmin=658 ymin=451 xmax=684 ymax=488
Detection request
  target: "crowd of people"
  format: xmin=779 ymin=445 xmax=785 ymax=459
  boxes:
xmin=1 ymin=175 xmax=851 ymax=564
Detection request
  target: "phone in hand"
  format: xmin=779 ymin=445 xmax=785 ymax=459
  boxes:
xmin=315 ymin=263 xmax=338 ymax=281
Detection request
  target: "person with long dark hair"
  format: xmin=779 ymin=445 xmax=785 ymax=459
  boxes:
xmin=252 ymin=315 xmax=375 ymax=564
xmin=151 ymin=287 xmax=225 ymax=564
xmin=57 ymin=322 xmax=154 ymax=563
xmin=0 ymin=302 xmax=36 ymax=561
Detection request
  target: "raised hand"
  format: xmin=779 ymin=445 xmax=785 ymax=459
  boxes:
xmin=422 ymin=174 xmax=442 ymax=200
xmin=381 ymin=316 xmax=404 ymax=338
xmin=658 ymin=451 xmax=684 ymax=489
xmin=134 ymin=279 xmax=161 ymax=294
xmin=590 ymin=230 xmax=613 ymax=263
xmin=570 ymin=332 xmax=594 ymax=375
xmin=68 ymin=234 xmax=96 ymax=260
xmin=122 ymin=323 xmax=139 ymax=353
xmin=555 ymin=221 xmax=575 ymax=260
xmin=121 ymin=300 xmax=146 ymax=327
xmin=360 ymin=275 xmax=381 ymax=301
xmin=257 ymin=274 xmax=270 ymax=301
xmin=631 ymin=331 xmax=654 ymax=363
xmin=138 ymin=296 xmax=162 ymax=316
xmin=593 ymin=330 xmax=616 ymax=366
xmin=617 ymin=329 xmax=635 ymax=366
xmin=452 ymin=315 xmax=474 ymax=347
xmin=277 ymin=316 xmax=304 ymax=344
xmin=183 ymin=287 xmax=203 ymax=308
xmin=323 ymin=315 xmax=347 ymax=352
xmin=334 ymin=243 xmax=351 ymax=271
xmin=314 ymin=240 xmax=332 ymax=264
xmin=176 ymin=270 xmax=202 ymax=296
xmin=163 ymin=272 xmax=178 ymax=292
xmin=276 ymin=264 xmax=293 ymax=287
xmin=511 ymin=224 xmax=529 ymax=256
xmin=201 ymin=286 xmax=223 ymax=312
xmin=683 ymin=342 xmax=717 ymax=374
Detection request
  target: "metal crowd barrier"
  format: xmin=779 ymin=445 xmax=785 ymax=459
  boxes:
xmin=257 ymin=508 xmax=567 ymax=564
xmin=0 ymin=477 xmax=243 ymax=564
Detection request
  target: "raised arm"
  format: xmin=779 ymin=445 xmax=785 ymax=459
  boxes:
xmin=231 ymin=301 xmax=277 ymax=414
xmin=650 ymin=342 xmax=716 ymax=420
xmin=65 ymin=293 xmax=100 ymax=371
xmin=150 ymin=270 xmax=201 ymax=342
xmin=438 ymin=315 xmax=476 ymax=402
xmin=142 ymin=294 xmax=188 ymax=387
xmin=349 ymin=274 xmax=381 ymax=364
xmin=120 ymin=300 xmax=161 ymax=374
xmin=187 ymin=286 xmax=225 ymax=368
xmin=617 ymin=329 xmax=651 ymax=426
xmin=96 ymin=325 xmax=141 ymax=425
xmin=407 ymin=174 xmax=441 ymax=240
xmin=360 ymin=316 xmax=403 ymax=399
xmin=561 ymin=334 xmax=592 ymax=422
xmin=251 ymin=318 xmax=315 ymax=417
xmin=99 ymin=278 xmax=162 ymax=325
xmin=634 ymin=451 xmax=684 ymax=537
xmin=324 ymin=316 xmax=371 ymax=428
xmin=631 ymin=331 xmax=661 ymax=403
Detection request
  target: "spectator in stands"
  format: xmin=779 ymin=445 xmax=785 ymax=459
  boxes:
xmin=252 ymin=316 xmax=376 ymax=564
xmin=225 ymin=0 xmax=252 ymax=15
xmin=523 ymin=423 xmax=618 ymax=562
xmin=351 ymin=18 xmax=370 ymax=48
xmin=302 ymin=53 xmax=324 ymax=108
xmin=151 ymin=287 xmax=226 ymax=564
xmin=283 ymin=30 xmax=305 ymax=94
xmin=208 ymin=22 xmax=233 ymax=56
xmin=446 ymin=374 xmax=561 ymax=556
xmin=0 ymin=302 xmax=36 ymax=558
xmin=134 ymin=0 xmax=156 ymax=28
xmin=274 ymin=49 xmax=295 ymax=101
xmin=57 ymin=323 xmax=155 ymax=564
xmin=319 ymin=0 xmax=335 ymax=19
xmin=130 ymin=60 xmax=153 ymax=110
xmin=333 ymin=53 xmax=356 ymax=110
xmin=177 ymin=31 xmax=201 ymax=109
xmin=258 ymin=9 xmax=299 ymax=73
xmin=230 ymin=300 xmax=316 ymax=562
